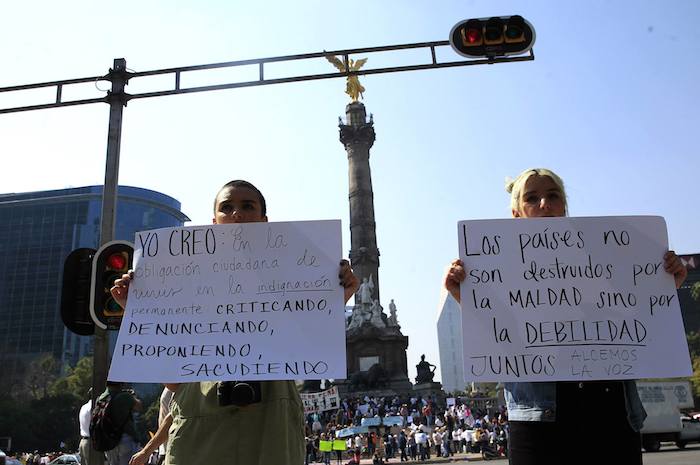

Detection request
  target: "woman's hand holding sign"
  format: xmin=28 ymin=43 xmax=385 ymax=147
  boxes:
xmin=444 ymin=259 xmax=466 ymax=303
xmin=664 ymin=250 xmax=686 ymax=289
xmin=110 ymin=270 xmax=133 ymax=309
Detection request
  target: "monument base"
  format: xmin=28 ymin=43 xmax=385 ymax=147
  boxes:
xmin=338 ymin=320 xmax=413 ymax=398
xmin=413 ymin=382 xmax=445 ymax=404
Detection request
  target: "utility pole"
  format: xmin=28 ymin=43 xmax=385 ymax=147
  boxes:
xmin=88 ymin=58 xmax=129 ymax=465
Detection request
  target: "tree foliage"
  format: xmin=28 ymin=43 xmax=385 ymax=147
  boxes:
xmin=140 ymin=395 xmax=161 ymax=437
xmin=692 ymin=282 xmax=700 ymax=302
xmin=50 ymin=357 xmax=93 ymax=400
xmin=687 ymin=332 xmax=700 ymax=358
xmin=687 ymin=333 xmax=700 ymax=401
xmin=24 ymin=354 xmax=60 ymax=400
xmin=0 ymin=356 xmax=94 ymax=453
xmin=691 ymin=357 xmax=700 ymax=398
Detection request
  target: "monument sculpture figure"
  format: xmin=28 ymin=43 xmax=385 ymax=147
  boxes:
xmin=388 ymin=299 xmax=399 ymax=326
xmin=358 ymin=275 xmax=374 ymax=304
xmin=369 ymin=299 xmax=386 ymax=328
xmin=415 ymin=354 xmax=436 ymax=384
xmin=347 ymin=307 xmax=364 ymax=331
xmin=326 ymin=55 xmax=368 ymax=102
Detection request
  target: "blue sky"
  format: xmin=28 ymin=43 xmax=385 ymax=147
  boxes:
xmin=1 ymin=0 xmax=699 ymax=385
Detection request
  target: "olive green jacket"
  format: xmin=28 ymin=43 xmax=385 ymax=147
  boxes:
xmin=166 ymin=381 xmax=304 ymax=465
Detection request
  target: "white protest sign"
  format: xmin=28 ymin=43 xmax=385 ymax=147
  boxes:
xmin=301 ymin=386 xmax=341 ymax=414
xmin=458 ymin=216 xmax=692 ymax=382
xmin=108 ymin=220 xmax=346 ymax=382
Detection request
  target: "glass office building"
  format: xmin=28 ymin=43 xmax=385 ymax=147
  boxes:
xmin=0 ymin=186 xmax=189 ymax=387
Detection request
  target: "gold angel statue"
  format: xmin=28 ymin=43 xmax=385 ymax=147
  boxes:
xmin=326 ymin=55 xmax=368 ymax=102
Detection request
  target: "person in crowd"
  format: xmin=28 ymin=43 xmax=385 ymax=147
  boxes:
xmin=321 ymin=433 xmax=331 ymax=465
xmin=345 ymin=447 xmax=361 ymax=465
xmin=444 ymin=168 xmax=688 ymax=465
xmin=390 ymin=432 xmax=399 ymax=458
xmin=112 ymin=180 xmax=360 ymax=465
xmin=407 ymin=432 xmax=417 ymax=461
xmin=101 ymin=382 xmax=142 ymax=465
xmin=382 ymin=433 xmax=391 ymax=459
xmin=432 ymin=428 xmax=442 ymax=458
xmin=78 ymin=392 xmax=92 ymax=465
xmin=399 ymin=430 xmax=408 ymax=462
xmin=372 ymin=451 xmax=385 ymax=465
xmin=452 ymin=425 xmax=462 ymax=454
xmin=334 ymin=434 xmax=344 ymax=465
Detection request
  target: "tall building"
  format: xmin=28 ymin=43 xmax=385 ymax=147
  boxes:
xmin=0 ymin=185 xmax=189 ymax=389
xmin=436 ymin=290 xmax=465 ymax=393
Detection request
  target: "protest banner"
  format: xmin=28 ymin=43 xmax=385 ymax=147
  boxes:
xmin=458 ymin=216 xmax=692 ymax=382
xmin=319 ymin=441 xmax=333 ymax=452
xmin=332 ymin=439 xmax=347 ymax=451
xmin=301 ymin=386 xmax=341 ymax=414
xmin=337 ymin=426 xmax=368 ymax=438
xmin=108 ymin=220 xmax=346 ymax=382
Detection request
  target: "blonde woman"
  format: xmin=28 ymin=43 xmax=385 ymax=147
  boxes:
xmin=444 ymin=168 xmax=687 ymax=465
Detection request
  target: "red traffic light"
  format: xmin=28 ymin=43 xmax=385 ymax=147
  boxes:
xmin=466 ymin=29 xmax=481 ymax=43
xmin=90 ymin=240 xmax=134 ymax=330
xmin=460 ymin=19 xmax=483 ymax=46
xmin=450 ymin=15 xmax=535 ymax=58
xmin=107 ymin=252 xmax=127 ymax=270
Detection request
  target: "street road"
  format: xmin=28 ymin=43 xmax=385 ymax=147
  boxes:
xmin=642 ymin=443 xmax=700 ymax=465
xmin=417 ymin=443 xmax=700 ymax=464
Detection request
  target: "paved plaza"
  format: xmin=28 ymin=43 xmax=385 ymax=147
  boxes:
xmin=352 ymin=442 xmax=700 ymax=464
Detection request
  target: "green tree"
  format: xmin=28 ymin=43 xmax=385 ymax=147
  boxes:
xmin=692 ymin=282 xmax=700 ymax=301
xmin=24 ymin=354 xmax=60 ymax=400
xmin=140 ymin=395 xmax=161 ymax=437
xmin=687 ymin=332 xmax=700 ymax=358
xmin=0 ymin=393 xmax=38 ymax=452
xmin=29 ymin=393 xmax=81 ymax=451
xmin=692 ymin=357 xmax=700 ymax=399
xmin=50 ymin=357 xmax=93 ymax=400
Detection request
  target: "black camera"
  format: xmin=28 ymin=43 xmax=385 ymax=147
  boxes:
xmin=217 ymin=381 xmax=262 ymax=406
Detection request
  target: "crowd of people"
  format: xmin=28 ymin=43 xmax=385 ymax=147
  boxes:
xmin=3 ymin=451 xmax=72 ymax=464
xmin=302 ymin=394 xmax=509 ymax=463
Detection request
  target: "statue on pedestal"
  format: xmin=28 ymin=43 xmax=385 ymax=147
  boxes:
xmin=369 ymin=299 xmax=386 ymax=328
xmin=326 ymin=55 xmax=368 ymax=102
xmin=388 ymin=299 xmax=399 ymax=326
xmin=415 ymin=354 xmax=436 ymax=384
xmin=358 ymin=275 xmax=374 ymax=305
xmin=347 ymin=307 xmax=365 ymax=331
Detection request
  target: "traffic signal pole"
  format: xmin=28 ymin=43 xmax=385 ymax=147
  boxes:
xmin=89 ymin=58 xmax=129 ymax=465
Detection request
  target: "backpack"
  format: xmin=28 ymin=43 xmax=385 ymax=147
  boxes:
xmin=90 ymin=391 xmax=131 ymax=451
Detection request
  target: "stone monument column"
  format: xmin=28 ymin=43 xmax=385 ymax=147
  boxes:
xmin=339 ymin=101 xmax=380 ymax=305
xmin=328 ymin=57 xmax=411 ymax=396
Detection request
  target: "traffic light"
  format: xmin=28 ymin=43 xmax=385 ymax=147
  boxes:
xmin=61 ymin=248 xmax=97 ymax=335
xmin=90 ymin=240 xmax=134 ymax=330
xmin=450 ymin=15 xmax=535 ymax=58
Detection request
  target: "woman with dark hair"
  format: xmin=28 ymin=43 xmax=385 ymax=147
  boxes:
xmin=114 ymin=180 xmax=360 ymax=465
